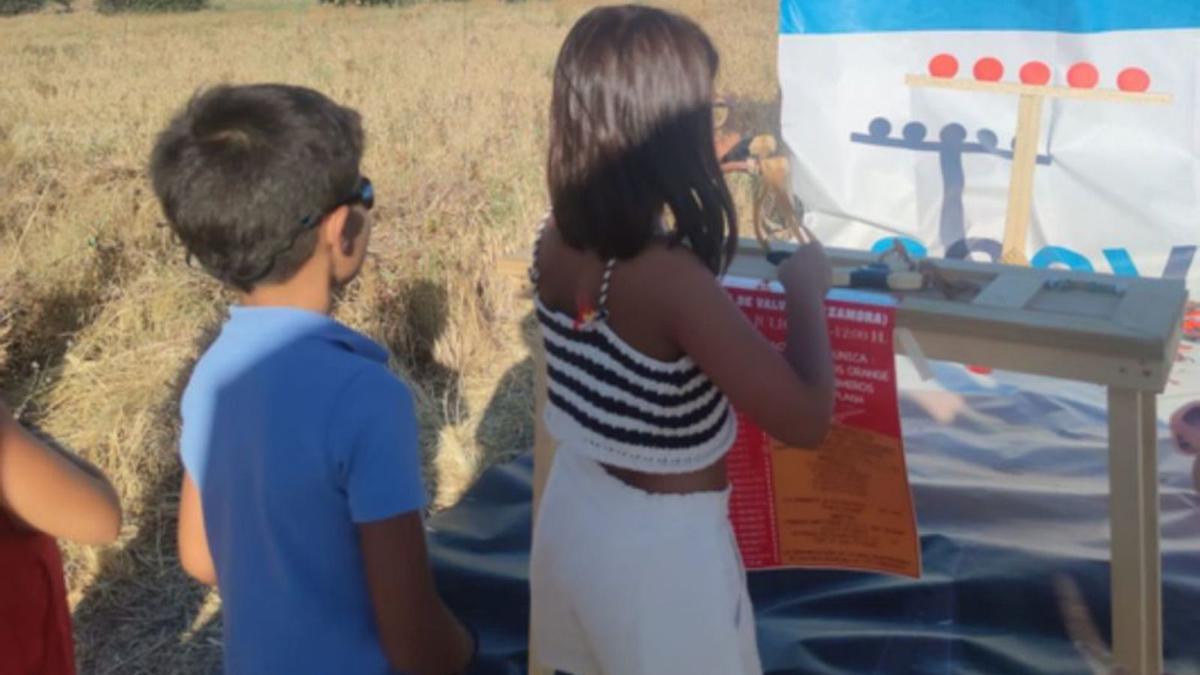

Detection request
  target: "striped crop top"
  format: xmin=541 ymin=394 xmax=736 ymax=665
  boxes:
xmin=529 ymin=218 xmax=737 ymax=474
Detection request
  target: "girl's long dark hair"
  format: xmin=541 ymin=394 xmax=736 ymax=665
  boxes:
xmin=547 ymin=5 xmax=737 ymax=275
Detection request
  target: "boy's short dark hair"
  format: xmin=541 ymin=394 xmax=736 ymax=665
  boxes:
xmin=150 ymin=84 xmax=364 ymax=291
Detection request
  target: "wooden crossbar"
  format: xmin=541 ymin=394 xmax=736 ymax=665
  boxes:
xmin=906 ymin=74 xmax=1174 ymax=105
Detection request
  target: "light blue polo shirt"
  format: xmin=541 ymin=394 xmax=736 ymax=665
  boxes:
xmin=180 ymin=306 xmax=426 ymax=674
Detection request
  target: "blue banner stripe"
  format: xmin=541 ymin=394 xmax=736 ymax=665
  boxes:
xmin=780 ymin=0 xmax=1200 ymax=35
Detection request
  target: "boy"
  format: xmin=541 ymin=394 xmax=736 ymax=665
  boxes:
xmin=150 ymin=84 xmax=475 ymax=674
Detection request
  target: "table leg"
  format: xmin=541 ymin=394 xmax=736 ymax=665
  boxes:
xmin=1107 ymin=387 xmax=1163 ymax=674
xmin=529 ymin=341 xmax=555 ymax=675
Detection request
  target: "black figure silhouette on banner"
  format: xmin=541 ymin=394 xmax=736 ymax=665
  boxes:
xmin=851 ymin=117 xmax=1053 ymax=249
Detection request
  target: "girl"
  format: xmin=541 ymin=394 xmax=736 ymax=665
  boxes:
xmin=0 ymin=399 xmax=123 ymax=675
xmin=529 ymin=6 xmax=835 ymax=675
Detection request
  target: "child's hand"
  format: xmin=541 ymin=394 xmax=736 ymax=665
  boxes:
xmin=778 ymin=240 xmax=832 ymax=298
xmin=715 ymin=130 xmax=752 ymax=173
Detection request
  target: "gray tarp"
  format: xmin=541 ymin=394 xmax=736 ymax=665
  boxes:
xmin=430 ymin=364 xmax=1200 ymax=674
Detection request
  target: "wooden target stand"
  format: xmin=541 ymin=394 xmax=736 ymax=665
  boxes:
xmin=502 ymin=91 xmax=1184 ymax=673
xmin=905 ymin=69 xmax=1173 ymax=266
xmin=505 ymin=244 xmax=1185 ymax=675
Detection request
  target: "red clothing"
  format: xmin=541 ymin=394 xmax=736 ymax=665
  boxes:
xmin=0 ymin=510 xmax=75 ymax=675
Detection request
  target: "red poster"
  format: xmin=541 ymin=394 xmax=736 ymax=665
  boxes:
xmin=724 ymin=279 xmax=920 ymax=577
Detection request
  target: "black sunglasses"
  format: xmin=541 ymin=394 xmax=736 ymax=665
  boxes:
xmin=236 ymin=176 xmax=376 ymax=287
xmin=300 ymin=175 xmax=375 ymax=228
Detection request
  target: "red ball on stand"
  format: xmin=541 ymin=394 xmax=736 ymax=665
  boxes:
xmin=973 ymin=57 xmax=1004 ymax=82
xmin=929 ymin=53 xmax=959 ymax=78
xmin=1117 ymin=67 xmax=1150 ymax=92
xmin=1067 ymin=62 xmax=1099 ymax=88
xmin=1019 ymin=61 xmax=1051 ymax=85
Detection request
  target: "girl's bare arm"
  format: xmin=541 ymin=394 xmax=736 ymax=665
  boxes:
xmin=657 ymin=246 xmax=835 ymax=448
xmin=0 ymin=401 xmax=123 ymax=545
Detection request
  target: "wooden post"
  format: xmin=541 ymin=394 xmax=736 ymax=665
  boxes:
xmin=1107 ymin=387 xmax=1163 ymax=675
xmin=1138 ymin=390 xmax=1163 ymax=674
xmin=528 ymin=321 xmax=556 ymax=675
xmin=1000 ymin=94 xmax=1045 ymax=266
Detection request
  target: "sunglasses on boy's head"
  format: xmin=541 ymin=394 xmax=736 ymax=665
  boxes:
xmin=300 ymin=175 xmax=375 ymax=229
xmin=236 ymin=175 xmax=376 ymax=286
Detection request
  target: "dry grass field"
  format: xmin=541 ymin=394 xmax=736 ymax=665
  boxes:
xmin=0 ymin=0 xmax=778 ymax=671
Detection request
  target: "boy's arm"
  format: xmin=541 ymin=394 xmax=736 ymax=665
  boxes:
xmin=336 ymin=367 xmax=474 ymax=674
xmin=358 ymin=512 xmax=475 ymax=675
xmin=0 ymin=400 xmax=123 ymax=545
xmin=177 ymin=472 xmax=217 ymax=586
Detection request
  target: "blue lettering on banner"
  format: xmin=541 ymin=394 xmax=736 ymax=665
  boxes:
xmin=868 ymin=235 xmax=1196 ymax=279
xmin=1104 ymin=246 xmax=1197 ymax=280
xmin=1030 ymin=246 xmax=1094 ymax=272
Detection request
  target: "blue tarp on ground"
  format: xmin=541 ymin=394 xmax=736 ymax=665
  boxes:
xmin=430 ymin=365 xmax=1200 ymax=675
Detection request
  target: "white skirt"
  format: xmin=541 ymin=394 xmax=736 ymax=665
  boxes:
xmin=530 ymin=446 xmax=763 ymax=675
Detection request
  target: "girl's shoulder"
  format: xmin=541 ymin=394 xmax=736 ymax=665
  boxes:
xmin=605 ymin=241 xmax=730 ymax=333
xmin=620 ymin=241 xmax=720 ymax=295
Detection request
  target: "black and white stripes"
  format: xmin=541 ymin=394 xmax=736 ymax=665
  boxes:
xmin=536 ymin=297 xmax=737 ymax=473
xmin=528 ymin=213 xmax=735 ymax=473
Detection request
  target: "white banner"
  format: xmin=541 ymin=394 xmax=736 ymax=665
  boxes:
xmin=779 ymin=1 xmax=1200 ymax=289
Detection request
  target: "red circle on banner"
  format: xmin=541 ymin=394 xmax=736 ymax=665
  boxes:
xmin=966 ymin=364 xmax=993 ymax=375
xmin=1019 ymin=61 xmax=1051 ymax=85
xmin=973 ymin=57 xmax=1004 ymax=81
xmin=1067 ymin=62 xmax=1099 ymax=88
xmin=929 ymin=53 xmax=959 ymax=78
xmin=1117 ymin=67 xmax=1150 ymax=92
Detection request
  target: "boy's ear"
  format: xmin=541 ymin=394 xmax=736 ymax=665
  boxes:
xmin=320 ymin=205 xmax=356 ymax=256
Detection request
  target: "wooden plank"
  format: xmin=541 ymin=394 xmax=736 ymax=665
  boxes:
xmin=1114 ymin=282 xmax=1179 ymax=333
xmin=1026 ymin=281 xmax=1126 ymax=317
xmin=731 ymin=238 xmax=1183 ymax=300
xmin=1107 ymin=388 xmax=1163 ymax=675
xmin=970 ymin=272 xmax=1043 ymax=310
xmin=501 ymin=247 xmax=1186 ymax=374
xmin=896 ymin=295 xmax=1162 ymax=360
xmin=1108 ymin=387 xmax=1145 ymax=672
xmin=720 ymin=249 xmax=1180 ymax=365
xmin=1138 ymin=392 xmax=1163 ymax=675
xmin=527 ymin=338 xmax=556 ymax=675
xmin=1001 ymin=93 xmax=1045 ymax=266
xmin=892 ymin=329 xmax=1170 ymax=392
xmin=906 ymin=74 xmax=1174 ymax=105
